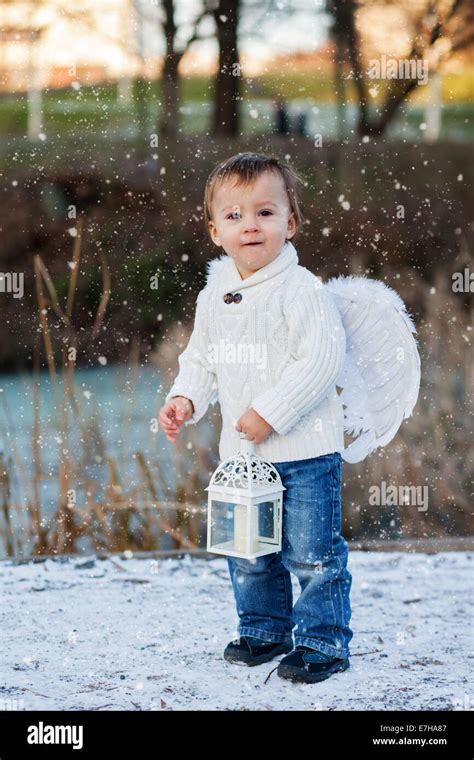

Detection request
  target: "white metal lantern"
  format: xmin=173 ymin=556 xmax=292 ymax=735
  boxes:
xmin=205 ymin=433 xmax=286 ymax=560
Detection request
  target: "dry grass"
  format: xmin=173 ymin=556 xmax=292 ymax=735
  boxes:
xmin=0 ymin=225 xmax=215 ymax=558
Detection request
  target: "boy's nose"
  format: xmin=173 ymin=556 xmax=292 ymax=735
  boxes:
xmin=242 ymin=218 xmax=260 ymax=232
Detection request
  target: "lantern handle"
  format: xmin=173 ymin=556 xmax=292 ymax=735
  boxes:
xmin=239 ymin=431 xmax=256 ymax=455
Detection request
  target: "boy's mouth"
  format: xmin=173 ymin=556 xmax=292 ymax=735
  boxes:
xmin=244 ymin=242 xmax=263 ymax=246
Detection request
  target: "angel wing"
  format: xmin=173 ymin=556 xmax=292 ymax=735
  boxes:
xmin=323 ymin=275 xmax=421 ymax=464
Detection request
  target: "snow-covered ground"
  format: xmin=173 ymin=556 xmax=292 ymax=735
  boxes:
xmin=1 ymin=551 xmax=472 ymax=711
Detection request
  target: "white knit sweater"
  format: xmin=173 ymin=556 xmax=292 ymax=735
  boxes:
xmin=165 ymin=239 xmax=347 ymax=463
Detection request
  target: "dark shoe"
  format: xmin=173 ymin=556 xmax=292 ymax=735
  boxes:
xmin=224 ymin=636 xmax=294 ymax=667
xmin=277 ymin=645 xmax=350 ymax=683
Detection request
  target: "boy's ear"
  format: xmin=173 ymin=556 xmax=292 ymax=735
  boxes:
xmin=208 ymin=221 xmax=221 ymax=247
xmin=286 ymin=212 xmax=297 ymax=240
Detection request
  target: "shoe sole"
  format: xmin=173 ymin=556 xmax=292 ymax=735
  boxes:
xmin=224 ymin=641 xmax=294 ymax=667
xmin=278 ymin=658 xmax=350 ymax=683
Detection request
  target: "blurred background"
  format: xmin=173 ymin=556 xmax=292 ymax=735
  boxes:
xmin=0 ymin=0 xmax=472 ymax=559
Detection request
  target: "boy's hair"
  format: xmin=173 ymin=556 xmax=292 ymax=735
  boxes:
xmin=204 ymin=152 xmax=305 ymax=241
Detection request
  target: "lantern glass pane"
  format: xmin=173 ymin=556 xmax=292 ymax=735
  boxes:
xmin=209 ymin=500 xmax=234 ymax=548
xmin=209 ymin=498 xmax=281 ymax=555
xmin=258 ymin=500 xmax=277 ymax=540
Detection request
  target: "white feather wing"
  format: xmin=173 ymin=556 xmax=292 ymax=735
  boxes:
xmin=324 ymin=275 xmax=421 ymax=463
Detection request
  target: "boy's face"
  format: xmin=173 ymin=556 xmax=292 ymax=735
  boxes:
xmin=207 ymin=170 xmax=297 ymax=279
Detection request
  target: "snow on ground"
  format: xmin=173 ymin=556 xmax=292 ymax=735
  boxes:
xmin=1 ymin=551 xmax=472 ymax=711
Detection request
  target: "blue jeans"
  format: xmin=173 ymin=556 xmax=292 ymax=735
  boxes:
xmin=226 ymin=452 xmax=353 ymax=660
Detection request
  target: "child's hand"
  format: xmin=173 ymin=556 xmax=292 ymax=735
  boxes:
xmin=235 ymin=408 xmax=274 ymax=445
xmin=159 ymin=396 xmax=194 ymax=444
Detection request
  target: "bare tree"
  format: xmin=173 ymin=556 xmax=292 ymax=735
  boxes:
xmin=159 ymin=0 xmax=215 ymax=145
xmin=327 ymin=0 xmax=474 ymax=137
xmin=211 ymin=0 xmax=242 ymax=136
xmin=327 ymin=1 xmax=351 ymax=142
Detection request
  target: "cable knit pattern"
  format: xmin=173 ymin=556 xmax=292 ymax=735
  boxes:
xmin=165 ymin=240 xmax=346 ymax=463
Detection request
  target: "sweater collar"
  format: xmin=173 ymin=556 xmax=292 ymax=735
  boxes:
xmin=205 ymin=239 xmax=299 ymax=294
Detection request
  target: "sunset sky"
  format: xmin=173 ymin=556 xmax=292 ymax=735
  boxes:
xmin=0 ymin=0 xmax=331 ymax=84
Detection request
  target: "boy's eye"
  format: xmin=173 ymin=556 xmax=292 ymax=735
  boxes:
xmin=226 ymin=209 xmax=273 ymax=219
